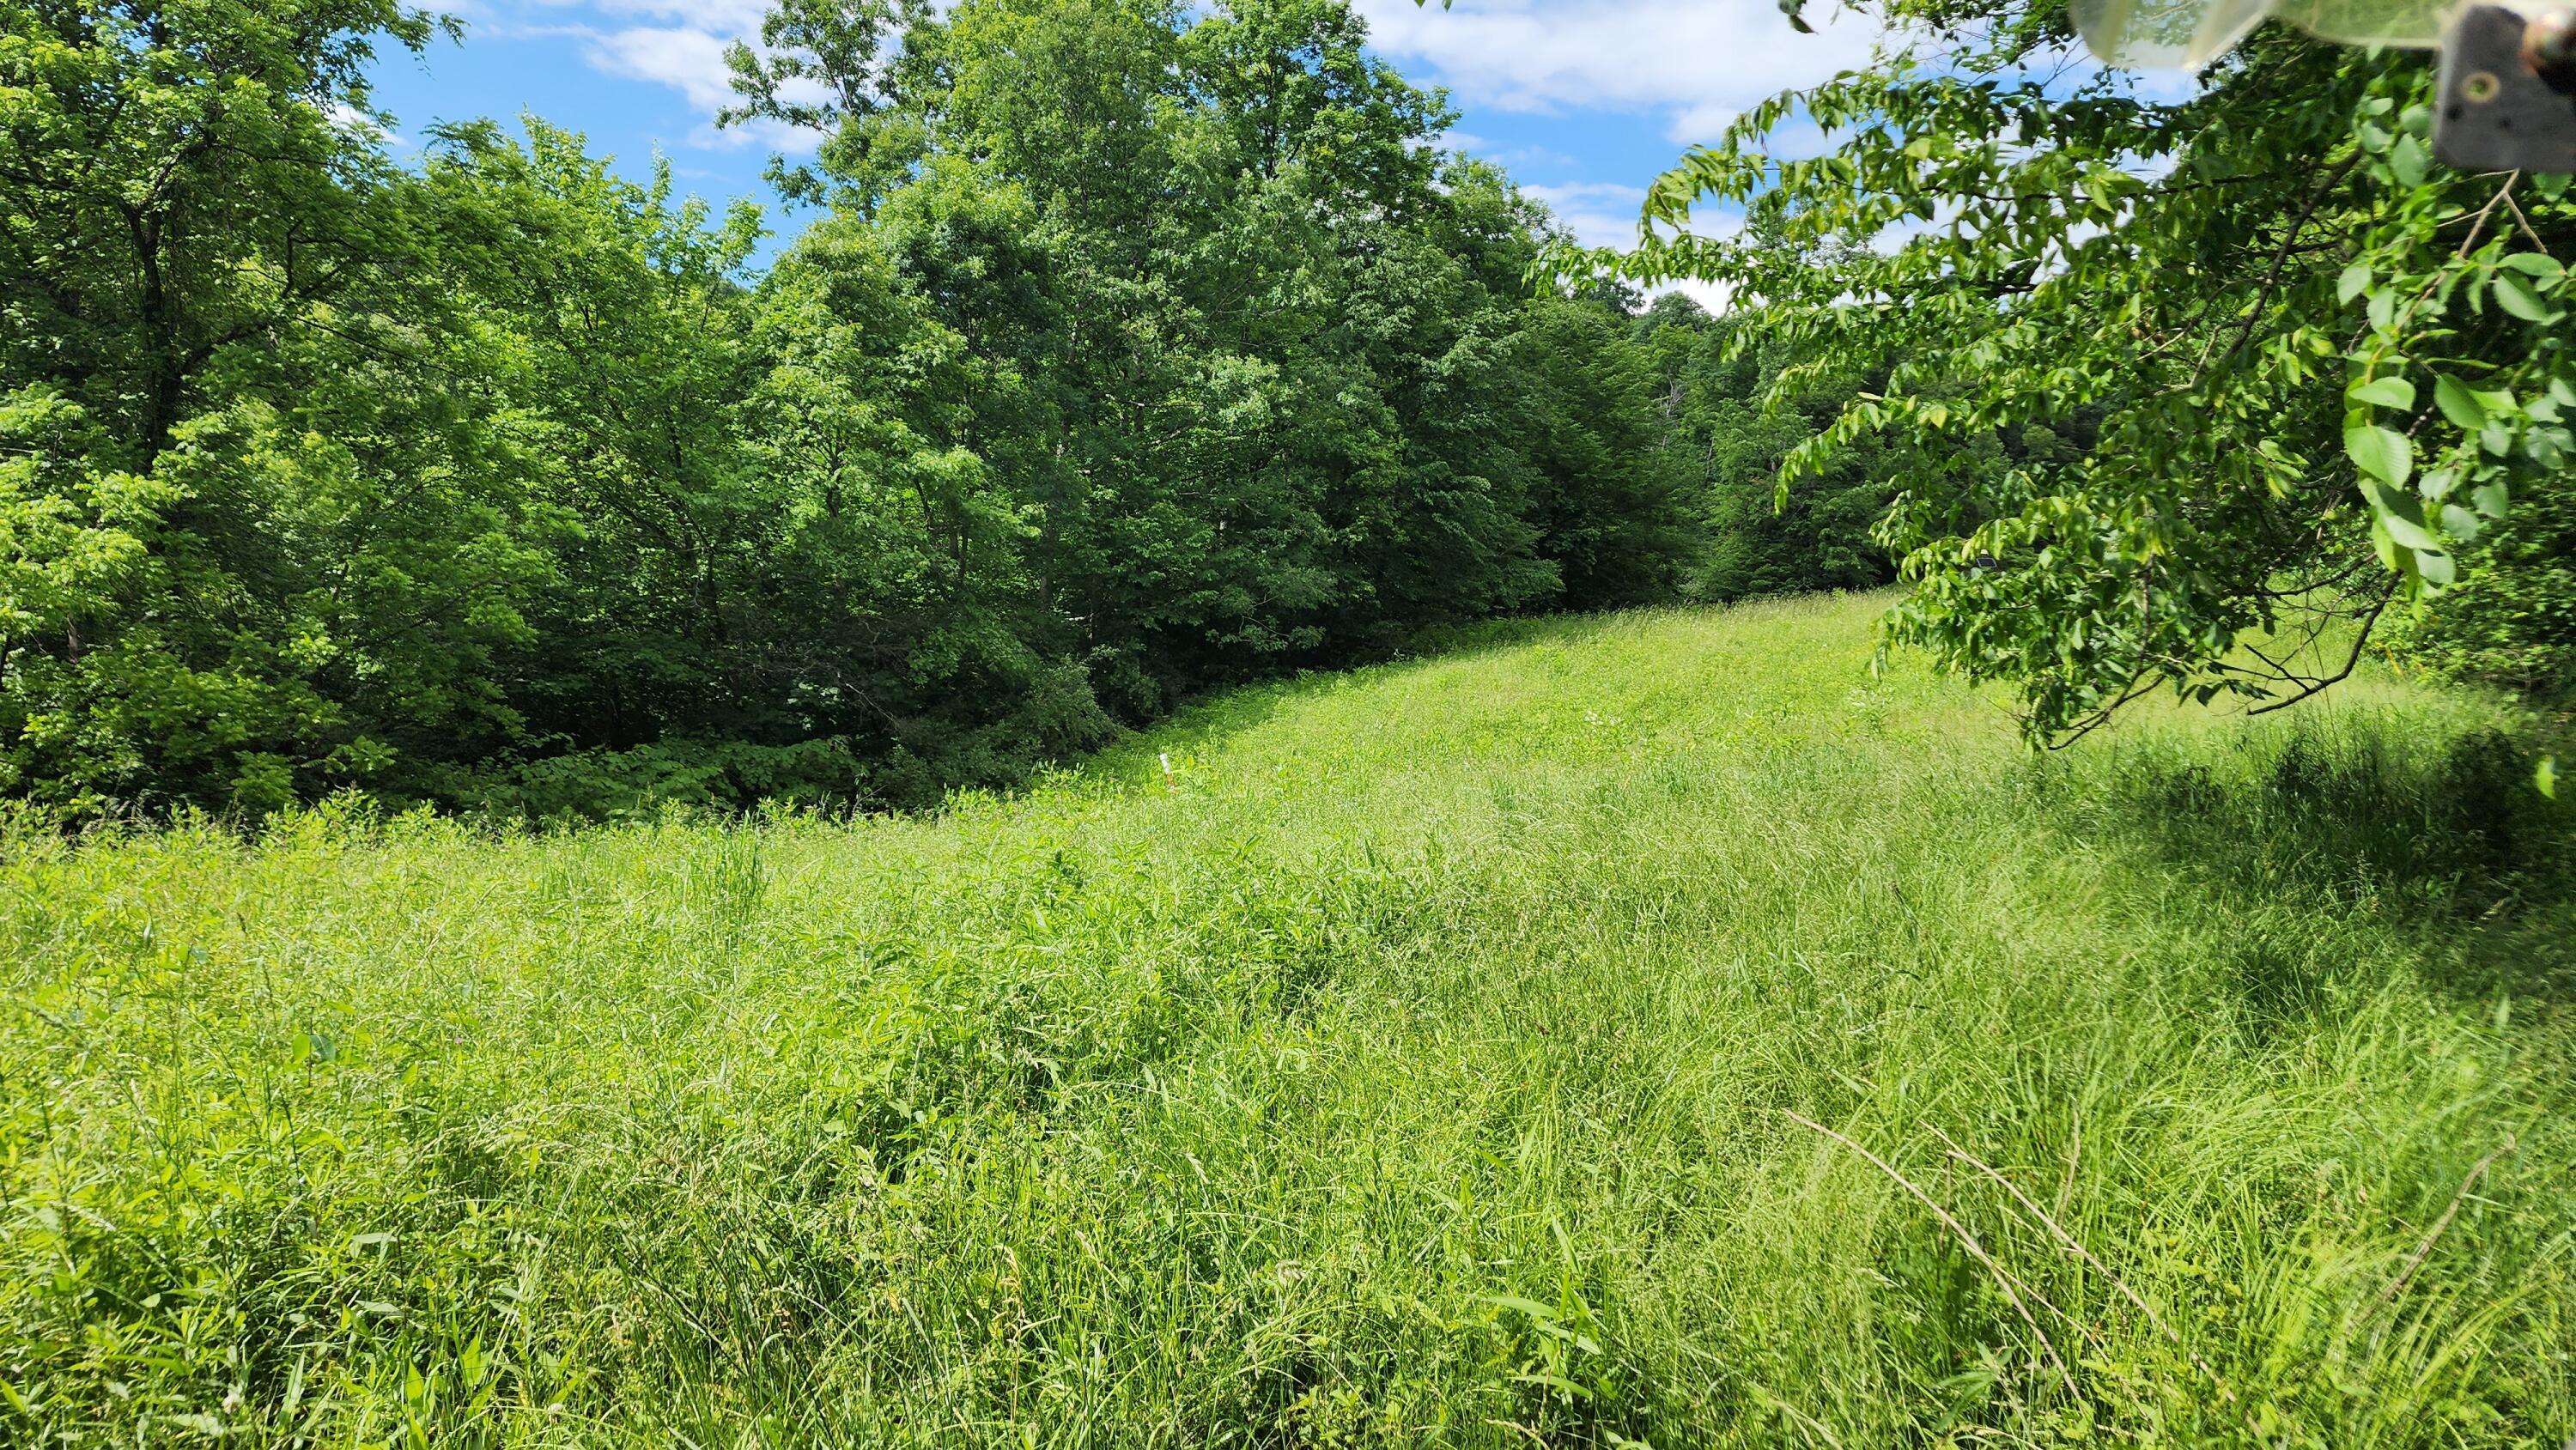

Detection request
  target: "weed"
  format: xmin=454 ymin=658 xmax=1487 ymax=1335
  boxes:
xmin=3 ymin=594 xmax=2572 ymax=1446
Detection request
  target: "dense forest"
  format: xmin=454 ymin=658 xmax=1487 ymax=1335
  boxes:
xmin=12 ymin=0 xmax=2575 ymax=824
xmin=2 ymin=0 xmax=1775 ymax=821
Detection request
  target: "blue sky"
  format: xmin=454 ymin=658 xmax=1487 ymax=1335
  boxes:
xmin=365 ymin=0 xmax=1887 ymax=300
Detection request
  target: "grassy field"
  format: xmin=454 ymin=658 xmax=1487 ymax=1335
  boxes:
xmin=5 ymin=592 xmax=2574 ymax=1447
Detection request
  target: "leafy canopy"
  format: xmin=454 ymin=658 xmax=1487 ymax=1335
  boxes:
xmin=0 ymin=0 xmax=1698 ymax=821
xmin=1569 ymin=0 xmax=2576 ymax=741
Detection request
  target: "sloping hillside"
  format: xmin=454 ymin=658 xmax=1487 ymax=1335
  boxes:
xmin=6 ymin=593 xmax=2573 ymax=1446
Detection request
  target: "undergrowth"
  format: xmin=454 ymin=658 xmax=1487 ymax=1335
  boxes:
xmin=4 ymin=592 xmax=2572 ymax=1447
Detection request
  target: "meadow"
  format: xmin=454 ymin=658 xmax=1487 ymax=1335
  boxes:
xmin=4 ymin=592 xmax=2573 ymax=1447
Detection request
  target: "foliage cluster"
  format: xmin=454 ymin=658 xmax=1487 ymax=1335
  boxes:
xmin=0 ymin=0 xmax=1694 ymax=819
xmin=1590 ymin=0 xmax=2576 ymax=738
xmin=1635 ymin=294 xmax=1904 ymax=602
xmin=6 ymin=593 xmax=2572 ymax=1444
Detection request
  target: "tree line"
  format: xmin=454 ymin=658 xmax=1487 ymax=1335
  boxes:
xmin=31 ymin=0 xmax=2551 ymax=824
xmin=8 ymin=0 xmax=1877 ymax=822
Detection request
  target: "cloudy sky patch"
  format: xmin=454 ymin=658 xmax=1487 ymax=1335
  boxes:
xmin=369 ymin=0 xmax=1874 ymax=282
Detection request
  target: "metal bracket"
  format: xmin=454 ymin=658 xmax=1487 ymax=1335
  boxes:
xmin=2434 ymin=3 xmax=2576 ymax=173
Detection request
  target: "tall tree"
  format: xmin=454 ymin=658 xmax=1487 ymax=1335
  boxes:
xmin=1587 ymin=3 xmax=2576 ymax=739
xmin=0 ymin=1 xmax=544 ymax=815
xmin=3 ymin=0 xmax=1702 ymax=821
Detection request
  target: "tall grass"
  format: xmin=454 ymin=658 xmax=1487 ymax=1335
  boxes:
xmin=4 ymin=592 xmax=2572 ymax=1447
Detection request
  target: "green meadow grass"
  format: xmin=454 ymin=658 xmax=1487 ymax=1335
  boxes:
xmin=6 ymin=592 xmax=2574 ymax=1447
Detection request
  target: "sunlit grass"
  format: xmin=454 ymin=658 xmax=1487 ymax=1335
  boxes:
xmin=6 ymin=592 xmax=2573 ymax=1447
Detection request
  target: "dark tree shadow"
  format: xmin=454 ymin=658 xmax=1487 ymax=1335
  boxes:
xmin=2087 ymin=721 xmax=2576 ymax=1004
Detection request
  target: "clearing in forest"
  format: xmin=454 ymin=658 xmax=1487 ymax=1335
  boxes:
xmin=5 ymin=592 xmax=2572 ymax=1446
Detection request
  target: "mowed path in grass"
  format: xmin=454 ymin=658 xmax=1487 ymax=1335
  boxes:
xmin=6 ymin=592 xmax=2574 ymax=1447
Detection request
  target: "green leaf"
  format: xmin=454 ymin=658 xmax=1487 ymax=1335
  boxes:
xmin=2414 ymin=548 xmax=2455 ymax=587
xmin=2440 ymin=503 xmax=2482 ymax=540
xmin=2390 ymin=132 xmax=2429 ymax=188
xmin=2344 ymin=422 xmax=2413 ymax=485
xmin=2498 ymin=252 xmax=2565 ymax=281
xmin=2346 ymin=375 xmax=2415 ymax=410
xmin=2381 ymin=509 xmax=2445 ymax=554
xmin=2494 ymin=271 xmax=2555 ymax=322
xmin=2434 ymin=373 xmax=2488 ymax=429
xmin=2337 ymin=264 xmax=2371 ymax=305
xmin=2472 ymin=481 xmax=2511 ymax=518
xmin=2540 ymin=755 xmax=2560 ymax=799
xmin=2364 ymin=480 xmax=2443 ymax=552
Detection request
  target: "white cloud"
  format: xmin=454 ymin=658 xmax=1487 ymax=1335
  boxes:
xmin=450 ymin=2 xmax=823 ymax=151
xmin=1522 ymin=183 xmax=1749 ymax=313
xmin=1522 ymin=179 xmax=1650 ymax=249
xmin=1361 ymin=0 xmax=1880 ymax=294
xmin=1664 ymin=277 xmax=1734 ymax=313
xmin=582 ymin=24 xmax=739 ymax=112
xmin=1369 ymin=1 xmax=1891 ymax=312
xmin=581 ymin=23 xmax=829 ymax=150
xmin=458 ymin=0 xmax=771 ymax=25
xmin=1663 ymin=102 xmax=1741 ymax=145
xmin=1355 ymin=0 xmax=1883 ymax=137
xmin=588 ymin=0 xmax=772 ymax=24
